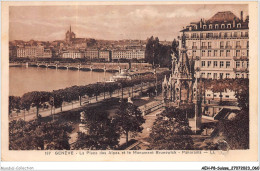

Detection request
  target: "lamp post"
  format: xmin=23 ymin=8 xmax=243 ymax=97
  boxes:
xmin=154 ymin=68 xmax=158 ymax=98
xmin=50 ymin=96 xmax=55 ymax=122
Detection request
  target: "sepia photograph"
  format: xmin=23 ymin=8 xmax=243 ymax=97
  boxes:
xmin=1 ymin=1 xmax=258 ymax=163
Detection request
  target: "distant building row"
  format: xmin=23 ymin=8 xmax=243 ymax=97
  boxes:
xmin=62 ymin=49 xmax=145 ymax=61
xmin=14 ymin=46 xmax=145 ymax=61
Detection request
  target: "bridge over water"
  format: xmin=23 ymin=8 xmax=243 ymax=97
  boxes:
xmin=27 ymin=62 xmax=152 ymax=73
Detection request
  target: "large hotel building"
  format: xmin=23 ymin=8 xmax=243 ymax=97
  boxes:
xmin=180 ymin=11 xmax=249 ymax=79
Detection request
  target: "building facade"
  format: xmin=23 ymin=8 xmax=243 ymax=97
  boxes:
xmin=84 ymin=49 xmax=99 ymax=59
xmin=99 ymin=50 xmax=111 ymax=61
xmin=17 ymin=45 xmax=52 ymax=58
xmin=180 ymin=11 xmax=249 ymax=79
xmin=62 ymin=51 xmax=84 ymax=59
xmin=112 ymin=49 xmax=145 ymax=60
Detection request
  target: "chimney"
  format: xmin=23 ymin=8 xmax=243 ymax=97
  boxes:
xmin=241 ymin=11 xmax=243 ymax=21
xmin=200 ymin=19 xmax=202 ymax=28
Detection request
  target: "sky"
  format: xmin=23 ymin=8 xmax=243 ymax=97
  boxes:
xmin=9 ymin=4 xmax=248 ymax=41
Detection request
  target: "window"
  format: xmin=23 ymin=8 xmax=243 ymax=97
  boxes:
xmin=225 ymin=95 xmax=229 ymax=98
xmin=220 ymin=61 xmax=224 ymax=68
xmin=241 ymin=61 xmax=244 ymax=68
xmin=202 ymin=42 xmax=206 ymax=48
xmin=213 ymin=73 xmax=217 ymax=79
xmin=221 ymin=24 xmax=225 ymax=29
xmin=247 ymin=41 xmax=249 ymax=48
xmin=226 ymin=61 xmax=230 ymax=68
xmin=201 ymin=73 xmax=205 ymax=78
xmin=214 ymin=50 xmax=218 ymax=56
xmin=236 ymin=61 xmax=240 ymax=68
xmin=192 ymin=50 xmax=196 ymax=57
xmin=226 ymin=73 xmax=230 ymax=78
xmin=209 ymin=25 xmax=213 ymax=29
xmin=236 ymin=50 xmax=241 ymax=57
xmin=220 ymin=50 xmax=224 ymax=57
xmin=215 ymin=24 xmax=219 ymax=29
xmin=241 ymin=32 xmax=243 ymax=37
xmin=208 ymin=50 xmax=212 ymax=57
xmin=236 ymin=41 xmax=240 ymax=48
xmin=237 ymin=23 xmax=241 ymax=28
xmin=226 ymin=50 xmax=230 ymax=57
xmin=207 ymin=61 xmax=211 ymax=67
xmin=220 ymin=41 xmax=224 ymax=48
xmin=208 ymin=42 xmax=212 ymax=49
xmin=234 ymin=32 xmax=237 ymax=37
xmin=203 ymin=25 xmax=207 ymax=29
xmin=207 ymin=73 xmax=212 ymax=79
xmin=236 ymin=73 xmax=240 ymax=78
xmin=202 ymin=50 xmax=206 ymax=57
xmin=220 ymin=73 xmax=224 ymax=79
xmin=247 ymin=61 xmax=249 ymax=68
xmin=245 ymin=32 xmax=248 ymax=37
xmin=202 ymin=61 xmax=206 ymax=67
xmin=226 ymin=41 xmax=230 ymax=48
xmin=227 ymin=24 xmax=231 ymax=28
xmin=213 ymin=61 xmax=218 ymax=67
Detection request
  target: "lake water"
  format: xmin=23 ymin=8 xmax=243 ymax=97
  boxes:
xmin=9 ymin=67 xmax=114 ymax=96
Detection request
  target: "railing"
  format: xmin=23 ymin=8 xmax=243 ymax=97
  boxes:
xmin=192 ymin=46 xmax=197 ymax=49
xmin=220 ymin=46 xmax=224 ymax=49
xmin=201 ymin=46 xmax=207 ymax=49
xmin=233 ymin=56 xmax=248 ymax=60
xmin=233 ymin=68 xmax=249 ymax=72
xmin=225 ymin=46 xmax=232 ymax=49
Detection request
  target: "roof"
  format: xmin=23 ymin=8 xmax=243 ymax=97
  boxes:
xmin=208 ymin=11 xmax=239 ymax=22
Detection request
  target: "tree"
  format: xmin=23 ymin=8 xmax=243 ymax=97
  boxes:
xmin=158 ymin=44 xmax=172 ymax=67
xmin=217 ymin=109 xmax=249 ymax=149
xmin=216 ymin=80 xmax=249 ymax=149
xmin=72 ymin=110 xmax=120 ymax=150
xmin=21 ymin=91 xmax=51 ymax=119
xmin=171 ymin=39 xmax=179 ymax=60
xmin=9 ymin=119 xmax=73 ymax=150
xmin=149 ymin=108 xmax=194 ymax=150
xmin=145 ymin=36 xmax=160 ymax=66
xmin=114 ymin=102 xmax=145 ymax=145
xmin=9 ymin=96 xmax=21 ymax=115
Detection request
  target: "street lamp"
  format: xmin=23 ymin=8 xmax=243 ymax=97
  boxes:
xmin=154 ymin=68 xmax=158 ymax=98
xmin=50 ymin=96 xmax=55 ymax=122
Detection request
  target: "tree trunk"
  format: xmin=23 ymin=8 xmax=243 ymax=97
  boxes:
xmin=121 ymin=87 xmax=124 ymax=99
xmin=36 ymin=106 xmax=39 ymax=119
xmin=60 ymin=102 xmax=63 ymax=112
xmin=126 ymin=131 xmax=129 ymax=146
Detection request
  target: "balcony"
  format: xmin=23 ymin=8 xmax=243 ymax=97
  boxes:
xmin=233 ymin=68 xmax=249 ymax=72
xmin=225 ymin=46 xmax=232 ymax=49
xmin=233 ymin=56 xmax=248 ymax=61
xmin=195 ymin=56 xmax=200 ymax=60
xmin=192 ymin=46 xmax=197 ymax=49
xmin=220 ymin=46 xmax=224 ymax=49
xmin=201 ymin=46 xmax=207 ymax=49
